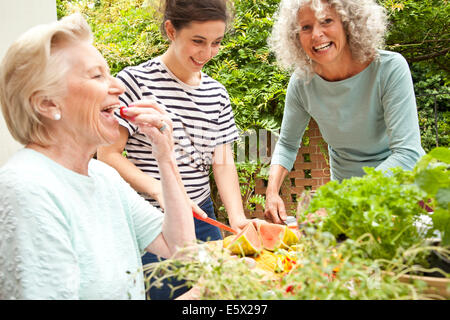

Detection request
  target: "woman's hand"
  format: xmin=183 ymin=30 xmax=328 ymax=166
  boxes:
xmin=264 ymin=192 xmax=287 ymax=224
xmin=263 ymin=165 xmax=289 ymax=224
xmin=120 ymin=100 xmax=174 ymax=162
xmin=190 ymin=198 xmax=208 ymax=219
xmin=230 ymin=216 xmax=251 ymax=232
xmin=228 ymin=216 xmax=267 ymax=234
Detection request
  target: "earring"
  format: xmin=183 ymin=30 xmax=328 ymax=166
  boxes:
xmin=53 ymin=113 xmax=61 ymax=121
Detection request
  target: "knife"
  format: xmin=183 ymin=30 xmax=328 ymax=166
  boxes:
xmin=193 ymin=210 xmax=238 ymax=234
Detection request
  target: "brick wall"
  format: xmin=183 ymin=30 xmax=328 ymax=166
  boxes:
xmin=251 ymin=119 xmax=330 ymax=219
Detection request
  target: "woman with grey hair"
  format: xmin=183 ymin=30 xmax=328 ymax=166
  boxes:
xmin=264 ymin=0 xmax=425 ymax=224
xmin=0 ymin=13 xmax=197 ymax=299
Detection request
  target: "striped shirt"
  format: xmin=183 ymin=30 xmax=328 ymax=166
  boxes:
xmin=115 ymin=57 xmax=239 ymax=207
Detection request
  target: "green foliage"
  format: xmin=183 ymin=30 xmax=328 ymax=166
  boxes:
xmin=56 ymin=0 xmax=67 ymax=19
xmin=381 ymin=0 xmax=450 ymax=77
xmin=303 ymin=167 xmax=430 ymax=261
xmin=210 ymin=161 xmax=268 ymax=223
xmin=413 ymin=147 xmax=450 ymax=245
xmin=380 ymin=0 xmax=449 ymax=151
xmin=301 ymin=148 xmax=450 ymax=263
xmin=204 ymin=0 xmax=288 ymax=132
xmin=236 ymin=162 xmax=269 ymax=216
xmin=143 ymin=229 xmax=444 ymax=299
xmin=62 ymin=0 xmax=168 ymax=75
xmin=411 ymin=64 xmax=449 ymax=152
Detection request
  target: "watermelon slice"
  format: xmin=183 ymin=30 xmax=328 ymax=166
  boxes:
xmin=225 ymin=222 xmax=262 ymax=256
xmin=257 ymin=222 xmax=300 ymax=251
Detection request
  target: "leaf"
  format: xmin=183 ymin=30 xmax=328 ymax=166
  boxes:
xmin=435 ymin=187 xmax=450 ymax=209
xmin=432 ymin=208 xmax=450 ymax=246
xmin=415 ymin=168 xmax=445 ymax=195
xmin=428 ymin=147 xmax=450 ymax=164
xmin=306 ymin=166 xmax=428 ymax=260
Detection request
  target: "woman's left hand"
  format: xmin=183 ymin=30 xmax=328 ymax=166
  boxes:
xmin=121 ymin=100 xmax=174 ymax=162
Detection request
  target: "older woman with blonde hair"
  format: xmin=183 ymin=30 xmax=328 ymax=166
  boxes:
xmin=0 ymin=13 xmax=196 ymax=299
xmin=264 ymin=0 xmax=425 ymax=224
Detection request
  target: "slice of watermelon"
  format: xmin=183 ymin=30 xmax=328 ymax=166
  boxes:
xmin=225 ymin=222 xmax=262 ymax=256
xmin=257 ymin=222 xmax=300 ymax=251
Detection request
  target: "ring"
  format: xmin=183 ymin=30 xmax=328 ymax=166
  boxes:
xmin=159 ymin=123 xmax=167 ymax=132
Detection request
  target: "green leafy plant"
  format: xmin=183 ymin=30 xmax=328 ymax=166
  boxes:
xmin=413 ymin=147 xmax=450 ymax=245
xmin=236 ymin=162 xmax=269 ymax=216
xmin=302 ymin=167 xmax=430 ymax=261
xmin=210 ymin=161 xmax=268 ymax=225
xmin=300 ymin=147 xmax=449 ymax=266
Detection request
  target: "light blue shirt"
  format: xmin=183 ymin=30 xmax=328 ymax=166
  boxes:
xmin=271 ymin=50 xmax=425 ymax=180
xmin=0 ymin=149 xmax=164 ymax=299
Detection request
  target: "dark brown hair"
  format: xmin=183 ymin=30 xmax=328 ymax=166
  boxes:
xmin=159 ymin=0 xmax=234 ymax=38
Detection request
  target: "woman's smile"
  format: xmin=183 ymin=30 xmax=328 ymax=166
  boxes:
xmin=313 ymin=41 xmax=333 ymax=52
xmin=190 ymin=57 xmax=208 ymax=67
xmin=100 ymin=104 xmax=120 ymax=123
xmin=298 ymin=4 xmax=353 ymax=79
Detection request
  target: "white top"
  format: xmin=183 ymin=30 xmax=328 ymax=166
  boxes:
xmin=0 ymin=149 xmax=164 ymax=299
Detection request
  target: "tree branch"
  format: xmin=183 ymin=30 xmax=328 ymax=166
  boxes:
xmin=386 ymin=38 xmax=450 ymax=47
xmin=434 ymin=60 xmax=450 ymax=73
xmin=407 ymin=48 xmax=450 ymax=63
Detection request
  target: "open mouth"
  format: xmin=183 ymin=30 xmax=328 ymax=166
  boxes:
xmin=314 ymin=42 xmax=333 ymax=52
xmin=191 ymin=57 xmax=207 ymax=67
xmin=101 ymin=104 xmax=120 ymax=118
xmin=101 ymin=104 xmax=119 ymax=113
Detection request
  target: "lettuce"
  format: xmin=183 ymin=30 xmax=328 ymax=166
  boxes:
xmin=303 ymin=148 xmax=450 ymax=260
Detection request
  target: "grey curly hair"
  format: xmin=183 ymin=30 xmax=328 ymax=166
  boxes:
xmin=268 ymin=0 xmax=388 ymax=79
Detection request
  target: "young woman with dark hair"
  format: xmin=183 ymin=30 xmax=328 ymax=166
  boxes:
xmin=97 ymin=0 xmax=255 ymax=299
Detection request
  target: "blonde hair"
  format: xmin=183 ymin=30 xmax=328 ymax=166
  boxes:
xmin=0 ymin=13 xmax=93 ymax=146
xmin=268 ymin=0 xmax=388 ymax=79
